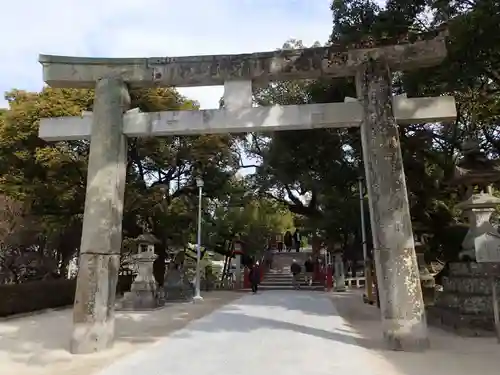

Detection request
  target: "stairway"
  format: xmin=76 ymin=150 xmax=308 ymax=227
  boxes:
xmin=250 ymin=249 xmax=325 ymax=291
xmin=259 ymin=269 xmax=324 ymax=291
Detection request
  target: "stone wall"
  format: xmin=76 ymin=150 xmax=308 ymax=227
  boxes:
xmin=427 ymin=262 xmax=500 ymax=336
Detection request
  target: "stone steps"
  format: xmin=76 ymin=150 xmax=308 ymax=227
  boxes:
xmin=258 ymin=250 xmax=327 ymax=291
xmin=244 ymin=284 xmax=325 ymax=291
xmin=255 ymin=269 xmax=324 ymax=291
xmin=261 ymin=275 xmax=295 ymax=280
xmin=261 ymin=279 xmax=294 ymax=284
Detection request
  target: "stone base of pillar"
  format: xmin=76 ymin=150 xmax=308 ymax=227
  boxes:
xmin=116 ymin=281 xmax=159 ymax=310
xmin=334 ymin=253 xmax=346 ymax=292
xmin=163 ymin=268 xmax=194 ymax=302
xmin=70 ymin=253 xmax=120 ymax=354
xmin=375 ymin=249 xmax=430 ymax=352
xmin=382 ymin=323 xmax=429 ymax=352
xmin=335 ymin=276 xmax=347 ymax=292
xmin=117 ymin=244 xmax=160 ymax=311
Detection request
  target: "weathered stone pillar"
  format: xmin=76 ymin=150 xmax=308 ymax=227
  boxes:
xmin=334 ymin=252 xmax=346 ymax=292
xmin=71 ymin=77 xmax=130 ymax=354
xmin=356 ymin=59 xmax=429 ymax=351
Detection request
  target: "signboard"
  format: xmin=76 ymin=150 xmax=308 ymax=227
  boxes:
xmin=233 ymin=241 xmax=243 ymax=255
xmin=474 ymin=232 xmax=500 ymax=263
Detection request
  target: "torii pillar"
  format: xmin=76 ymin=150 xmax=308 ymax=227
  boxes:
xmin=356 ymin=59 xmax=430 ymax=350
xmin=70 ymin=77 xmax=130 ymax=353
xmin=38 ymin=31 xmax=454 ymax=353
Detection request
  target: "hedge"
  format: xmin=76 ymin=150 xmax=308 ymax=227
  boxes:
xmin=0 ymin=274 xmax=137 ymax=317
xmin=0 ymin=279 xmax=77 ymax=317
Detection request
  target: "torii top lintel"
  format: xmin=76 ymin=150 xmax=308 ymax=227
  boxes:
xmin=39 ymin=31 xmax=448 ymax=89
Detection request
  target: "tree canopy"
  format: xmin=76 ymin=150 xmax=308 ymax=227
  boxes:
xmin=1 ymin=0 xmax=499 ymax=283
xmin=246 ymin=0 xmax=500 ymax=261
xmin=0 ymin=87 xmax=261 ymax=281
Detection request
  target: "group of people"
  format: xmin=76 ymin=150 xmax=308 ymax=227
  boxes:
xmin=277 ymin=229 xmax=301 ymax=252
xmin=248 ymin=256 xmax=317 ymax=293
xmin=290 ymin=256 xmax=315 ymax=289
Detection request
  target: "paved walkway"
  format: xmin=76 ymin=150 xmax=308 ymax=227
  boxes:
xmin=0 ymin=291 xmax=242 ymax=375
xmin=93 ymin=291 xmax=405 ymax=375
xmin=3 ymin=290 xmax=499 ymax=374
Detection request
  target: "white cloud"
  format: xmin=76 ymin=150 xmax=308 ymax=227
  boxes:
xmin=0 ymin=0 xmax=333 ymax=109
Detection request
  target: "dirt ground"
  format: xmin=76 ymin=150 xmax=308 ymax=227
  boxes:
xmin=0 ymin=291 xmax=243 ymax=375
xmin=329 ymin=290 xmax=500 ymax=375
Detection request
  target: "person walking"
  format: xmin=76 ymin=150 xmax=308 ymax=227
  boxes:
xmin=277 ymin=240 xmax=283 ymax=252
xmin=290 ymin=259 xmax=302 ymax=289
xmin=284 ymin=231 xmax=293 ymax=252
xmin=293 ymin=229 xmax=301 ymax=252
xmin=265 ymin=247 xmax=273 ymax=270
xmin=249 ymin=261 xmax=261 ymax=293
xmin=304 ymin=256 xmax=314 ymax=286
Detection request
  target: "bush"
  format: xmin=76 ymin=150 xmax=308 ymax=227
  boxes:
xmin=0 ymin=279 xmax=76 ymax=317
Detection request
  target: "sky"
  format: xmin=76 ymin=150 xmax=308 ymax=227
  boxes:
xmin=0 ymin=0 xmax=334 ymax=110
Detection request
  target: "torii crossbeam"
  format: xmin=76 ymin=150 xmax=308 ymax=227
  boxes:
xmin=39 ymin=94 xmax=455 ymax=140
xmin=38 ymin=30 xmax=456 ymax=354
xmin=39 ymin=31 xmax=446 ymax=88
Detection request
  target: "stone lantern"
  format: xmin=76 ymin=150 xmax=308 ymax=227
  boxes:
xmin=450 ymin=139 xmax=500 ymax=262
xmin=233 ymin=239 xmax=244 ymax=288
xmin=428 ymin=140 xmax=500 ymax=334
xmin=117 ymin=233 xmax=160 ymax=310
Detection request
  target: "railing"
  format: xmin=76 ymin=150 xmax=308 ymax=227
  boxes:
xmin=322 ymin=273 xmax=367 ymax=291
xmin=345 ymin=276 xmax=366 ymax=288
xmin=215 ymin=278 xmax=236 ymax=290
xmin=214 ymin=269 xmax=241 ymax=290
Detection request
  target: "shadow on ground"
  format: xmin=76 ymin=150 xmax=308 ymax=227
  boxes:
xmin=2 ymin=289 xmax=499 ymax=375
xmin=235 ymin=290 xmax=338 ymax=317
xmin=170 ymin=290 xmax=500 ymax=375
xmin=173 ymin=309 xmax=381 ymax=349
xmin=329 ymin=290 xmax=500 ymax=375
xmin=0 ymin=291 xmax=242 ymax=372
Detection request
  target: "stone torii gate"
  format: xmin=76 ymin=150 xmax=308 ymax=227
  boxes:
xmin=38 ymin=31 xmax=456 ymax=354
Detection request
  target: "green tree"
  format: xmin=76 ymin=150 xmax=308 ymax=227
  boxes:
xmin=248 ymin=0 xmax=500 ymax=261
xmin=0 ymin=87 xmax=239 ymax=278
xmin=204 ymin=177 xmax=294 ymax=257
